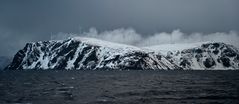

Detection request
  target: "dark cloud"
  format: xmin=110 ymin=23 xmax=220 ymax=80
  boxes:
xmin=0 ymin=0 xmax=239 ymax=56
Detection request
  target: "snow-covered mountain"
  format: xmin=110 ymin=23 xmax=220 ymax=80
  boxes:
xmin=145 ymin=42 xmax=239 ymax=70
xmin=5 ymin=37 xmax=239 ymax=70
xmin=6 ymin=37 xmax=180 ymax=70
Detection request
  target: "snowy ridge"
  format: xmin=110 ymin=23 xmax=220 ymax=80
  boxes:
xmin=145 ymin=42 xmax=239 ymax=70
xmin=6 ymin=37 xmax=179 ymax=70
xmin=73 ymin=37 xmax=141 ymax=50
xmin=143 ymin=42 xmax=209 ymax=56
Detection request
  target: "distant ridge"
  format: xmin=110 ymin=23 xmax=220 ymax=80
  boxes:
xmin=145 ymin=42 xmax=239 ymax=70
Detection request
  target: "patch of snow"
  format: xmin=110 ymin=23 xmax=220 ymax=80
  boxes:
xmin=143 ymin=42 xmax=210 ymax=55
xmin=73 ymin=37 xmax=141 ymax=51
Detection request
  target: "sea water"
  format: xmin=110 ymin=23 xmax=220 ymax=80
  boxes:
xmin=0 ymin=70 xmax=238 ymax=104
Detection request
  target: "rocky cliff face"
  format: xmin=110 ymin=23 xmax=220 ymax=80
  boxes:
xmin=145 ymin=42 xmax=239 ymax=70
xmin=6 ymin=37 xmax=179 ymax=70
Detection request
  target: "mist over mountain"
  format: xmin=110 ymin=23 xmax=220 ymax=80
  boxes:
xmin=52 ymin=28 xmax=239 ymax=48
xmin=1 ymin=27 xmax=239 ymax=60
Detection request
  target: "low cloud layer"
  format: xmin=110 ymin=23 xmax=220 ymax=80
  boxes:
xmin=53 ymin=28 xmax=239 ymax=48
xmin=1 ymin=28 xmax=238 ymax=57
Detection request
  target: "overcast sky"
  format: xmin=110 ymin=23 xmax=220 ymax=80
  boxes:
xmin=0 ymin=0 xmax=239 ymax=57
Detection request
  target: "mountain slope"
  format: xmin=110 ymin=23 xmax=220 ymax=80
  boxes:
xmin=145 ymin=42 xmax=239 ymax=70
xmin=6 ymin=37 xmax=180 ymax=70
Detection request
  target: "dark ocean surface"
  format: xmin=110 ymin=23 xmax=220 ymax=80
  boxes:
xmin=0 ymin=70 xmax=239 ymax=104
